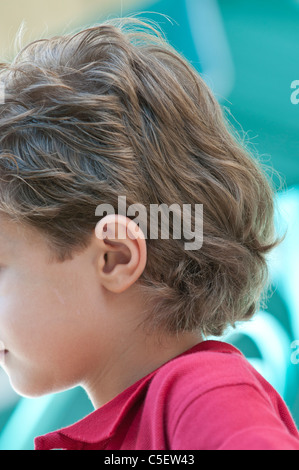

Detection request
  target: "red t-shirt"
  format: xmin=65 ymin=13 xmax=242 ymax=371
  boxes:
xmin=34 ymin=340 xmax=299 ymax=450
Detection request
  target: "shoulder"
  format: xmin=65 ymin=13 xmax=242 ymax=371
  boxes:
xmin=149 ymin=340 xmax=262 ymax=399
xmin=144 ymin=340 xmax=278 ymax=431
xmin=143 ymin=341 xmax=299 ymax=449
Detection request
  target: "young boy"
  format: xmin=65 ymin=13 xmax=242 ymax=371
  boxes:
xmin=0 ymin=16 xmax=298 ymax=451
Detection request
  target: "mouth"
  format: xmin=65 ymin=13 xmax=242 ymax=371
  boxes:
xmin=0 ymin=349 xmax=8 ymax=363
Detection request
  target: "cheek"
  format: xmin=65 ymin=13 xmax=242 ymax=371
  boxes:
xmin=1 ymin=281 xmax=58 ymax=356
xmin=0 ymin=281 xmax=93 ymax=396
xmin=0 ymin=261 xmax=104 ymax=397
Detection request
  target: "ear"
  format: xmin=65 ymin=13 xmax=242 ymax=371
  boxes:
xmin=94 ymin=214 xmax=147 ymax=293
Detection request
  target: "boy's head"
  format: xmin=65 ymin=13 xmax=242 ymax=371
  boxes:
xmin=0 ymin=17 xmax=282 ymax=399
xmin=0 ymin=210 xmax=151 ymax=400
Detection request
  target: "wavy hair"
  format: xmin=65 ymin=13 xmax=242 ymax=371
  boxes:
xmin=0 ymin=15 xmax=285 ymax=336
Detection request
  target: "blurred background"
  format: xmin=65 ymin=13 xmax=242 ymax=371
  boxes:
xmin=1 ymin=0 xmax=299 ymax=449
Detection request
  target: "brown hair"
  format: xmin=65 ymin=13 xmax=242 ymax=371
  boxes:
xmin=0 ymin=16 xmax=285 ymax=337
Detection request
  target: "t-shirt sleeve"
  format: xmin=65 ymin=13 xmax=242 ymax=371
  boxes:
xmin=170 ymin=383 xmax=299 ymax=450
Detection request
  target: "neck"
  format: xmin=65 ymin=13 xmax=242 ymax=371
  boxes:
xmin=84 ymin=330 xmax=202 ymax=409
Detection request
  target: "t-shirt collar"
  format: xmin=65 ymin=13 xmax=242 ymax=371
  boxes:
xmin=34 ymin=340 xmax=240 ymax=450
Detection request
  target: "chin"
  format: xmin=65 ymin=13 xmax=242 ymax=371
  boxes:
xmin=5 ymin=355 xmax=82 ymax=399
xmin=7 ymin=371 xmax=63 ymax=399
xmin=9 ymin=380 xmax=52 ymax=399
xmin=9 ymin=371 xmax=82 ymax=401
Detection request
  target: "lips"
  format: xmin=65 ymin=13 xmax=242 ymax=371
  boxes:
xmin=0 ymin=349 xmax=8 ymax=363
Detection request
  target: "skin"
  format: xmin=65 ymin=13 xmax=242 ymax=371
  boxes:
xmin=0 ymin=213 xmax=201 ymax=408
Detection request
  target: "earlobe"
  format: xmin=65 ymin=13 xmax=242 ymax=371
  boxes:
xmin=94 ymin=215 xmax=147 ymax=293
